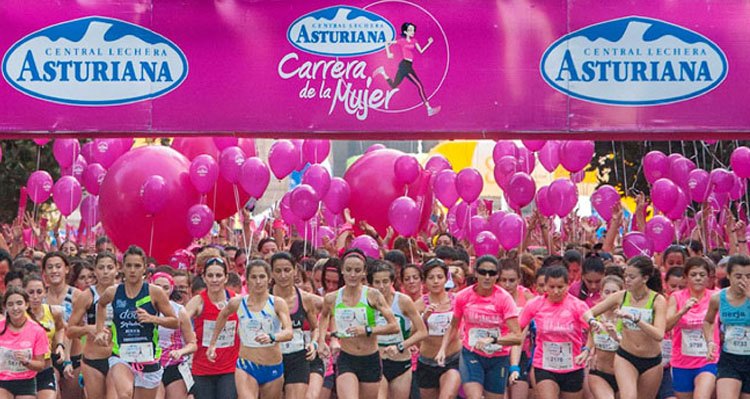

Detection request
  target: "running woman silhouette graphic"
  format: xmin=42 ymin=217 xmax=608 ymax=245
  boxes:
xmin=372 ymin=22 xmax=441 ymax=117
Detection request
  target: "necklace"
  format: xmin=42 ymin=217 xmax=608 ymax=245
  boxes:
xmin=631 ymin=289 xmax=648 ymax=302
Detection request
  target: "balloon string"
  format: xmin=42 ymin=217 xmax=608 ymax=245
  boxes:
xmin=303 ymin=222 xmax=308 ymax=258
xmin=232 ymin=184 xmax=248 ymax=253
xmin=148 ymin=219 xmax=155 ymax=259
xmin=408 ymin=238 xmax=414 ymax=264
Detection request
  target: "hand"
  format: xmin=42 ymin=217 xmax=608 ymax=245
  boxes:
xmin=359 ymin=221 xmax=378 ymax=239
xmin=574 ymin=348 xmax=591 ymax=366
xmin=473 ymin=337 xmax=494 ymax=352
xmin=206 ymin=345 xmax=217 ymax=362
xmin=706 ymin=342 xmax=717 ymax=361
xmin=434 ymin=348 xmax=446 ymax=367
xmin=614 ymin=309 xmax=636 ymax=322
xmin=13 ymin=351 xmax=30 ymax=365
xmin=63 ymin=363 xmax=74 ymax=379
xmin=508 ymin=370 xmax=519 ymax=385
xmin=346 ymin=325 xmax=365 ymax=337
xmin=55 ymin=345 xmax=65 ymax=360
xmin=683 ymin=297 xmax=699 ymax=313
xmin=330 ymin=338 xmax=341 ymax=358
xmin=255 ymin=333 xmax=273 ymax=345
xmin=422 ymin=303 xmax=437 ymax=319
xmin=305 ymin=342 xmax=317 ymax=361
xmin=344 ymin=208 xmax=355 ymax=226
xmin=317 ymin=342 xmax=330 ymax=359
xmin=94 ymin=330 xmax=110 ymax=346
xmin=135 ymin=308 xmax=153 ymax=324
xmin=383 ymin=345 xmax=399 ymax=357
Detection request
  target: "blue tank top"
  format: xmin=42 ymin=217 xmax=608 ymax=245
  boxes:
xmin=718 ymin=288 xmax=750 ymax=355
xmin=111 ymin=282 xmax=160 ymax=363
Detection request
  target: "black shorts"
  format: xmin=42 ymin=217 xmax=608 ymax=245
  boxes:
xmin=0 ymin=377 xmax=37 ymax=396
xmin=534 ymin=368 xmax=584 ymax=393
xmin=35 ymin=367 xmax=56 ymax=391
xmin=717 ymin=350 xmax=750 ymax=394
xmin=283 ymin=350 xmax=310 ymax=385
xmin=310 ymin=357 xmax=325 ymax=377
xmin=336 ymin=351 xmax=382 ymax=383
xmin=50 ymin=353 xmax=81 ymax=375
xmin=416 ymin=352 xmax=459 ymax=389
xmin=514 ymin=352 xmax=531 ymax=383
xmin=616 ymin=347 xmax=662 ymax=375
xmin=382 ymin=359 xmax=411 ymax=382
xmin=589 ymin=369 xmax=618 ymax=393
xmin=82 ymin=357 xmax=110 ymax=377
xmin=163 ymin=364 xmax=184 ymax=387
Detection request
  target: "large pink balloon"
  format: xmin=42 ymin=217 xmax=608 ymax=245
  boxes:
xmin=538 ymin=141 xmax=560 ymax=172
xmin=394 ymin=155 xmax=421 ymax=185
xmin=474 ymin=231 xmax=500 ymax=256
xmin=62 ymin=155 xmax=87 ymax=183
xmin=33 ymin=138 xmax=50 ymax=146
xmin=622 ymin=232 xmax=654 ymax=258
xmin=522 ymin=140 xmax=546 ymax=152
xmin=388 ymin=196 xmax=420 ymax=237
xmin=324 ymin=177 xmax=351 ymax=214
xmin=141 ymin=175 xmax=168 ymax=215
xmin=535 ymin=186 xmax=555 ymax=217
xmin=493 ymin=155 xmax=518 ymax=190
xmin=493 ymin=141 xmax=518 ymax=163
xmin=730 ymin=147 xmax=750 ymax=178
xmin=171 ymin=137 xmax=254 ymax=220
xmin=425 ymin=155 xmax=452 ymax=174
xmin=498 ymin=213 xmax=525 ymax=250
xmin=27 ymin=171 xmax=53 ymax=204
xmin=80 ymin=195 xmax=99 ymax=226
xmin=53 ymin=139 xmax=81 ymax=168
xmin=53 ymin=176 xmax=82 ymax=217
xmin=302 ymin=164 xmax=331 ymax=199
xmin=186 ymin=204 xmax=214 ymax=238
xmin=81 ymin=141 xmax=95 ymax=163
xmin=488 ymin=210 xmax=507 ymax=238
xmin=456 ymin=168 xmax=483 ymax=203
xmin=710 ymin=168 xmax=734 ymax=193
xmin=507 ymin=172 xmax=536 ymax=207
xmin=591 ymin=185 xmax=620 ymax=221
xmin=666 ymin=187 xmax=689 ymax=220
xmin=643 ymin=151 xmax=669 ymax=184
xmin=646 ymin=215 xmax=676 ymax=252
xmin=302 ymin=139 xmax=331 ymax=164
xmin=729 ymin=174 xmax=746 ymax=201
xmin=268 ymin=140 xmax=300 ymax=179
xmin=516 ymin=147 xmax=536 ymax=175
xmin=218 ymin=146 xmax=246 ymax=184
xmin=434 ymin=170 xmax=459 ymax=208
xmin=548 ymin=179 xmax=578 ymax=217
xmin=92 ymin=139 xmax=125 ymax=168
xmin=99 ymin=146 xmax=200 ymax=263
xmin=345 ymin=149 xmax=432 ymax=236
xmin=560 ymin=140 xmax=595 ymax=173
xmin=651 ymin=178 xmax=678 ymax=214
xmin=280 ymin=192 xmax=300 ymax=226
xmin=350 ymin=235 xmax=380 ymax=259
xmin=291 ymin=184 xmax=319 ymax=221
xmin=189 ymin=155 xmax=219 ymax=194
xmin=239 ymin=157 xmax=270 ymax=199
xmin=83 ymin=163 xmax=107 ymax=195
xmin=669 ymin=157 xmax=695 ymax=191
xmin=687 ymin=169 xmax=710 ymax=203
xmin=468 ymin=216 xmax=490 ymax=243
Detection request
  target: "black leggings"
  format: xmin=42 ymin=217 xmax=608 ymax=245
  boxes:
xmin=192 ymin=373 xmax=237 ymax=399
xmin=616 ymin=347 xmax=662 ymax=375
xmin=386 ymin=60 xmax=428 ymax=103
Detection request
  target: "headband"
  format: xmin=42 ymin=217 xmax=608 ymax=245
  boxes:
xmin=150 ymin=272 xmax=175 ymax=287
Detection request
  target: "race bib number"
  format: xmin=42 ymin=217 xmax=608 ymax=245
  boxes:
xmin=178 ymin=361 xmax=194 ymax=391
xmin=621 ymin=307 xmax=652 ymax=330
xmin=119 ymin=343 xmax=154 ymax=363
xmin=105 ymin=304 xmax=114 ymax=327
xmin=724 ymin=326 xmax=750 ymax=355
xmin=202 ymin=320 xmax=237 ymax=348
xmin=334 ymin=308 xmax=367 ymax=338
xmin=376 ymin=315 xmax=403 ymax=345
xmin=281 ymin=329 xmax=306 ymax=354
xmin=542 ymin=342 xmax=573 ymax=371
xmin=0 ymin=348 xmax=31 ymax=373
xmin=427 ymin=313 xmax=452 ymax=336
xmin=468 ymin=328 xmax=500 ymax=352
xmin=239 ymin=318 xmax=275 ymax=348
xmin=594 ymin=332 xmax=618 ymax=352
xmin=681 ymin=329 xmax=708 ymax=357
xmin=661 ymin=338 xmax=673 ymax=366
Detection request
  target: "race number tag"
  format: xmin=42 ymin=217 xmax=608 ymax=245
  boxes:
xmin=334 ymin=308 xmax=367 ymax=338
xmin=681 ymin=329 xmax=708 ymax=357
xmin=239 ymin=318 xmax=274 ymax=348
xmin=376 ymin=315 xmax=403 ymax=345
xmin=202 ymin=320 xmax=237 ymax=348
xmin=724 ymin=326 xmax=750 ymax=355
xmin=621 ymin=307 xmax=652 ymax=330
xmin=281 ymin=329 xmax=306 ymax=354
xmin=542 ymin=342 xmax=573 ymax=371
xmin=119 ymin=343 xmax=154 ymax=363
xmin=427 ymin=313 xmax=452 ymax=336
xmin=594 ymin=332 xmax=619 ymax=352
xmin=0 ymin=348 xmax=31 ymax=372
xmin=468 ymin=328 xmax=500 ymax=352
xmin=178 ymin=361 xmax=194 ymax=391
xmin=661 ymin=338 xmax=673 ymax=366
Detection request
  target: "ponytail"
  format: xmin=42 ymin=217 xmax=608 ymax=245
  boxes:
xmin=628 ymin=256 xmax=663 ymax=294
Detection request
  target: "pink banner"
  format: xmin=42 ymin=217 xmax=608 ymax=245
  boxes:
xmin=1 ymin=0 xmax=749 ymax=139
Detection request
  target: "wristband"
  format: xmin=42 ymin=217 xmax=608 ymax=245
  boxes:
xmin=581 ymin=346 xmax=590 ymax=352
xmin=63 ymin=360 xmax=72 ymax=367
xmin=587 ymin=317 xmax=597 ymax=326
xmin=269 ymin=333 xmax=276 ymax=343
xmin=509 ymin=365 xmax=521 ymax=374
xmin=56 ymin=343 xmax=65 ymax=350
xmin=365 ymin=326 xmax=373 ymax=337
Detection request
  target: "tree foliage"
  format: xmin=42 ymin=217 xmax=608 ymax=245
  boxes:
xmin=0 ymin=140 xmax=59 ymax=223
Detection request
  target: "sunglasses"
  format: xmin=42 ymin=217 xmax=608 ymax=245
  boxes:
xmin=206 ymin=257 xmax=226 ymax=267
xmin=476 ymin=269 xmax=498 ymax=277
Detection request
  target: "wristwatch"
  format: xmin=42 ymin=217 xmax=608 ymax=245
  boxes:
xmin=365 ymin=326 xmax=373 ymax=337
xmin=397 ymin=342 xmax=405 ymax=353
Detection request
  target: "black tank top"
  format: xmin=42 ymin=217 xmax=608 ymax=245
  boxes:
xmin=289 ymin=287 xmax=309 ymax=330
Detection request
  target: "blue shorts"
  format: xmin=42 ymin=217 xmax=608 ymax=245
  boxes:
xmin=672 ymin=363 xmax=717 ymax=393
xmin=458 ymin=348 xmax=509 ymax=395
xmin=237 ymin=358 xmax=284 ymax=385
xmin=658 ymin=367 xmax=674 ymax=399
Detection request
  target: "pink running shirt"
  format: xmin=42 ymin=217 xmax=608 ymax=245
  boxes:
xmin=0 ymin=319 xmax=49 ymax=381
xmin=397 ymin=38 xmax=416 ymax=60
xmin=671 ymin=288 xmax=719 ymax=368
xmin=453 ymin=285 xmax=518 ymax=357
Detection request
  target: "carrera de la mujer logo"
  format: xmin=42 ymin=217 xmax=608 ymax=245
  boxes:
xmin=540 ymin=16 xmax=728 ymax=106
xmin=2 ymin=16 xmax=188 ymax=106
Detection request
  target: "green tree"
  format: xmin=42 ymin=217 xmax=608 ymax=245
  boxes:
xmin=0 ymin=140 xmax=59 ymax=223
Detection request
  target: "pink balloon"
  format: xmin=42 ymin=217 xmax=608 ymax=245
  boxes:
xmin=623 ymin=232 xmax=654 ymax=258
xmin=507 ymin=172 xmax=536 ymax=207
xmin=239 ymin=157 xmax=270 ymax=199
xmin=730 ymin=174 xmax=746 ymax=201
xmin=213 ymin=137 xmax=238 ymax=151
xmin=0 ymin=146 xmax=3 ymax=163
xmin=350 ymin=235 xmax=380 ymax=259
xmin=493 ymin=141 xmax=518 ymax=163
xmin=522 ymin=140 xmax=546 ymax=152
xmin=394 ymin=155 xmax=421 ymax=185
xmin=53 ymin=139 xmax=81 ymax=168
xmin=646 ymin=215 xmax=676 ymax=252
xmin=33 ymin=138 xmax=50 ymax=146
xmin=82 ymin=163 xmax=107 ymax=195
xmin=388 ymin=196 xmax=420 ymax=236
xmin=268 ymin=140 xmax=300 ymax=180
xmin=434 ymin=170 xmax=459 ymax=208
xmin=366 ymin=144 xmax=386 ymax=153
xmin=498 ymin=213 xmax=525 ymax=250
xmin=535 ymin=186 xmax=555 ymax=217
xmin=27 ymin=171 xmax=53 ymax=204
xmin=407 ymin=170 xmax=434 ymax=235
xmin=218 ymin=146 xmax=246 ymax=184
xmin=324 ymin=177 xmax=351 ymax=214
xmin=666 ymin=188 xmax=688 ymax=222
xmin=516 ymin=147 xmax=536 ymax=175
xmin=548 ymin=179 xmax=578 ymax=217
xmin=488 ymin=210 xmax=507 ymax=238
xmin=186 ymin=204 xmax=214 ymax=238
xmin=711 ymin=168 xmax=734 ymax=193
xmin=570 ymin=170 xmax=585 ymax=183
xmin=302 ymin=164 xmax=331 ymax=199
xmin=456 ymin=168 xmax=483 ymax=203
xmin=453 ymin=201 xmax=478 ymax=232
xmin=591 ymin=185 xmax=620 ymax=221
xmin=189 ymin=155 xmax=219 ymax=194
xmin=493 ymin=155 xmax=518 ymax=190
xmin=81 ymin=141 xmax=95 ymax=163
xmin=731 ymin=147 xmax=750 ymax=179
xmin=651 ymin=178 xmax=678 ymax=214
xmin=53 ymin=176 xmax=83 ymax=217
xmin=64 ymin=155 xmax=87 ymax=183
xmin=100 ymin=147 xmax=200 ymax=262
xmin=291 ymin=184 xmax=319 ymax=221
xmin=80 ymin=195 xmax=99 ymax=226
xmin=141 ymin=175 xmax=168 ymax=215
xmin=538 ymin=141 xmax=560 ymax=173
xmin=92 ymin=139 xmax=125 ymax=168
xmin=669 ymin=157 xmax=694 ymax=191
xmin=469 ymin=216 xmax=490 ymax=243
xmin=643 ymin=151 xmax=669 ymax=184
xmin=302 ymin=139 xmax=331 ymax=164
xmin=560 ymin=140 xmax=595 ymax=173
xmin=425 ymin=155 xmax=452 ymax=174
xmin=687 ymin=169 xmax=710 ymax=203
xmin=280 ymin=192 xmax=300 ymax=226
xmin=708 ymin=192 xmax=729 ymax=211
xmin=474 ymin=231 xmax=500 ymax=256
